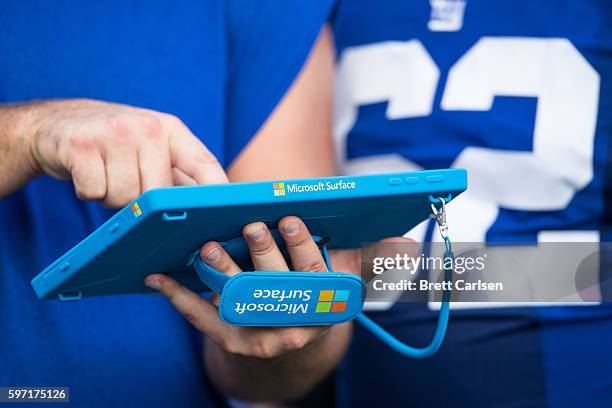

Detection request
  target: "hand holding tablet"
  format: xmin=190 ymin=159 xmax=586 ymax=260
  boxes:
xmin=143 ymin=215 xmax=415 ymax=358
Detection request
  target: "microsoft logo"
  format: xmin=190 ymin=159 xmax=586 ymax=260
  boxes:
xmin=273 ymin=182 xmax=286 ymax=197
xmin=130 ymin=202 xmax=142 ymax=218
xmin=315 ymin=290 xmax=349 ymax=313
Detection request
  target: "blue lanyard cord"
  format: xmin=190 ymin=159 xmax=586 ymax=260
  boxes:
xmin=322 ymin=235 xmax=453 ymax=359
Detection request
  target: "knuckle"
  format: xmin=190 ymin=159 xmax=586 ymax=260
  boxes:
xmin=300 ymin=260 xmax=328 ymax=273
xmin=163 ymin=286 xmax=179 ymax=303
xmin=219 ymin=338 xmax=239 ymax=355
xmin=181 ymin=305 xmax=201 ymax=325
xmin=191 ymin=152 xmax=220 ymax=167
xmin=221 ymin=335 xmax=247 ymax=356
xmin=76 ymin=185 xmax=106 ymax=201
xmin=136 ymin=114 xmax=163 ymax=139
xmin=217 ymin=260 xmax=235 ymax=275
xmin=103 ymin=115 xmax=130 ymax=139
xmin=282 ymin=330 xmax=308 ymax=350
xmin=179 ymin=150 xmax=220 ymax=175
xmin=182 ymin=311 xmax=196 ymax=323
xmin=251 ymin=238 xmax=276 ymax=257
xmin=162 ymin=113 xmax=185 ymax=129
xmin=250 ymin=336 xmax=276 ymax=359
xmin=67 ymin=133 xmax=97 ymax=151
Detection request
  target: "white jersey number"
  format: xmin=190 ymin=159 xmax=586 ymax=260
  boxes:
xmin=335 ymin=37 xmax=601 ymax=243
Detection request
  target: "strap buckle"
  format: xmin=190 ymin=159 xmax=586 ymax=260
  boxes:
xmin=430 ymin=196 xmax=449 ymax=241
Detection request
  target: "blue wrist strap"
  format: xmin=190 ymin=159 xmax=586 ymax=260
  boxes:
xmin=191 ymin=195 xmax=453 ymax=357
xmin=191 ymin=234 xmax=366 ymax=326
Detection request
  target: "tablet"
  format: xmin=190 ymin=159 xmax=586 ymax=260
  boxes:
xmin=32 ymin=169 xmax=467 ymax=300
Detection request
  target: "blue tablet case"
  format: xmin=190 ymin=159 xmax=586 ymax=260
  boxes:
xmin=32 ymin=169 xmax=467 ymax=301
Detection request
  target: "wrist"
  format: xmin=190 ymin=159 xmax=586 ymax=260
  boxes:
xmin=1 ymin=101 xmax=46 ymax=178
xmin=21 ymin=101 xmax=48 ymax=178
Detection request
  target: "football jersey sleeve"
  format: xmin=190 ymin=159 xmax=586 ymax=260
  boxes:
xmin=224 ymin=0 xmax=336 ymax=164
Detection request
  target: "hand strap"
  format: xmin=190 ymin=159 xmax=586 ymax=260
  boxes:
xmin=191 ymin=233 xmax=366 ymax=326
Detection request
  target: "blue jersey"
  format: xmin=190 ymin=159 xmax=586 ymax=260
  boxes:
xmin=332 ymin=0 xmax=612 ymax=406
xmin=0 ymin=1 xmax=331 ymax=406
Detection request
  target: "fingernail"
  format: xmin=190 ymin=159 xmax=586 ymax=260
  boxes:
xmin=203 ymin=247 xmax=221 ymax=262
xmin=247 ymin=228 xmax=266 ymax=242
xmin=283 ymin=222 xmax=300 ymax=236
xmin=145 ymin=277 xmax=162 ymax=290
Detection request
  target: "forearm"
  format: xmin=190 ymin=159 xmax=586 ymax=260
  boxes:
xmin=205 ymin=322 xmax=352 ymax=402
xmin=0 ymin=103 xmax=41 ymax=198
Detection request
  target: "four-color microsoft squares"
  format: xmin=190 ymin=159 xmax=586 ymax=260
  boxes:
xmin=315 ymin=289 xmax=350 ymax=313
xmin=130 ymin=202 xmax=142 ymax=218
xmin=273 ymin=182 xmax=286 ymax=196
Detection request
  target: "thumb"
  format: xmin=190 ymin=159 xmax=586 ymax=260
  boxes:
xmin=144 ymin=274 xmax=229 ymax=341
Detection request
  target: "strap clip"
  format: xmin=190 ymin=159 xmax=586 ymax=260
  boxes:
xmin=430 ymin=196 xmax=449 ymax=241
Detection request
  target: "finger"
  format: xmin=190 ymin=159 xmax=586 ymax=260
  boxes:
xmin=199 ymin=241 xmax=242 ymax=277
xmin=137 ymin=131 xmax=173 ymax=191
xmin=103 ymin=140 xmax=141 ymax=208
xmin=144 ymin=274 xmax=229 ymax=343
xmin=278 ymin=216 xmax=328 ymax=273
xmin=243 ymin=222 xmax=289 ymax=271
xmin=210 ymin=292 xmax=222 ymax=308
xmin=250 ymin=327 xmax=327 ymax=358
xmin=172 ymin=167 xmax=198 ymax=186
xmin=69 ymin=150 xmax=107 ymax=201
xmin=164 ymin=116 xmax=228 ymax=185
xmin=280 ymin=326 xmax=330 ymax=351
xmin=332 ymin=237 xmax=420 ymax=281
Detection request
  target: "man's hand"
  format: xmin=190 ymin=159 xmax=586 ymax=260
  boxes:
xmin=0 ymin=99 xmax=227 ymax=206
xmin=145 ymin=216 xmax=335 ymax=358
xmin=144 ymin=215 xmax=417 ymax=401
xmin=146 ymin=216 xmax=418 ymax=357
